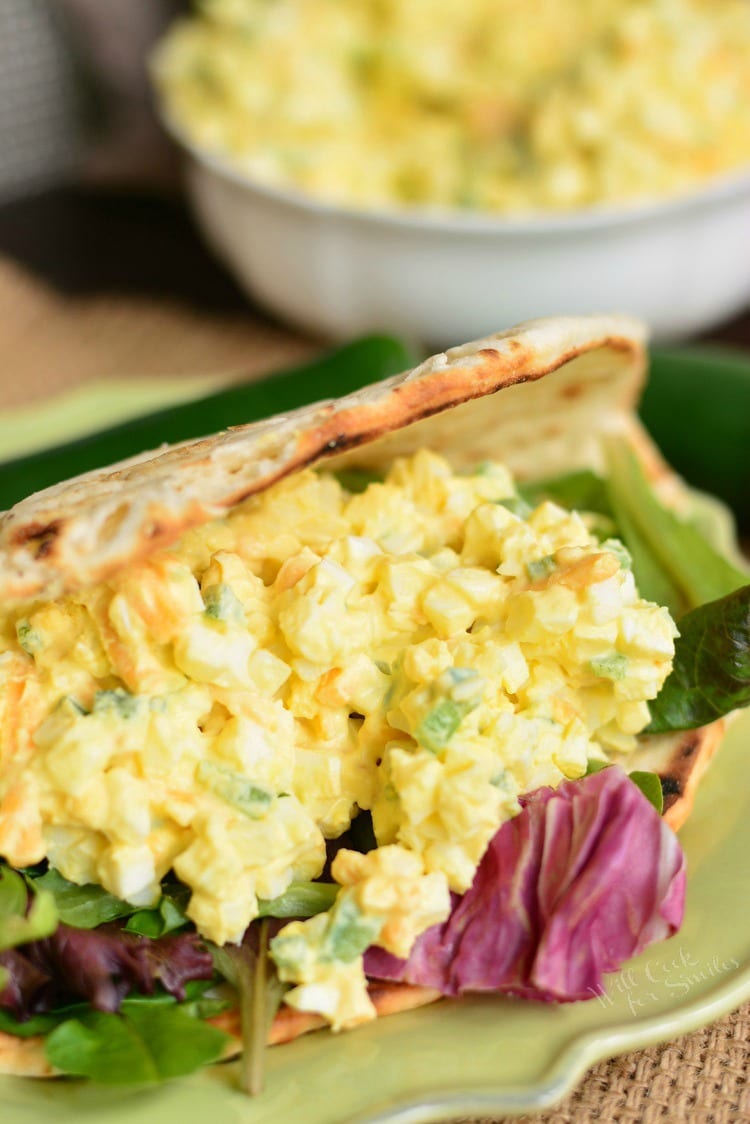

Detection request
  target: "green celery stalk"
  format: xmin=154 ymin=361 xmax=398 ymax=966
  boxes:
xmin=603 ymin=437 xmax=748 ymax=618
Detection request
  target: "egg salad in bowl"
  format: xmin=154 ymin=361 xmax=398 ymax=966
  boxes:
xmin=0 ymin=315 xmax=746 ymax=1087
xmin=151 ymin=2 xmax=750 ymax=347
xmin=153 ymin=0 xmax=750 ymax=215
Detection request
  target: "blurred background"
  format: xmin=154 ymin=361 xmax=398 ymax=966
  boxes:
xmin=0 ymin=1 xmax=749 ymax=423
xmin=0 ymin=0 xmax=179 ymax=200
xmin=0 ymin=0 xmax=320 ymax=415
xmin=1 ymin=0 xmax=749 ymax=349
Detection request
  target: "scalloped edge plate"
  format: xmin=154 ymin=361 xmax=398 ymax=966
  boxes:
xmin=2 ymin=702 xmax=748 ymax=1124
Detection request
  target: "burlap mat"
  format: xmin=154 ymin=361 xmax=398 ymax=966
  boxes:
xmin=0 ymin=257 xmax=747 ymax=1123
xmin=0 ymin=258 xmax=317 ymax=408
xmin=459 ymin=1004 xmax=750 ymax=1123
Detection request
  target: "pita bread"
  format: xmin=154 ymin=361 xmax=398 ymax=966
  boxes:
xmin=0 ymin=314 xmax=731 ymax=1074
xmin=0 ymin=314 xmax=648 ymax=604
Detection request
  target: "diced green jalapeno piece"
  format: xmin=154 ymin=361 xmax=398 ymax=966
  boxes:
xmin=322 ymin=895 xmax=383 ymax=963
xmin=59 ymin=695 xmax=89 ymax=716
xmin=418 ymin=698 xmax=471 ymax=752
xmin=526 ymin=554 xmax=557 ymax=582
xmin=93 ymin=689 xmax=141 ymax=718
xmin=601 ymin=538 xmax=633 ymax=571
xmin=589 ymin=652 xmax=628 ymax=681
xmin=203 ymin=583 xmax=244 ymax=623
xmin=196 ymin=761 xmax=273 ymax=819
xmin=266 ymin=932 xmax=309 ymax=975
xmin=15 ymin=620 xmax=42 ymax=656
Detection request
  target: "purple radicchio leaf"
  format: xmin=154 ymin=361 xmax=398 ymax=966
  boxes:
xmin=0 ymin=948 xmax=50 ymax=1020
xmin=364 ymin=767 xmax=686 ymax=1002
xmin=0 ymin=924 xmax=214 ymax=1020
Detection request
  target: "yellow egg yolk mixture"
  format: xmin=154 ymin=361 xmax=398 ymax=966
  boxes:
xmin=0 ymin=451 xmax=677 ymax=1027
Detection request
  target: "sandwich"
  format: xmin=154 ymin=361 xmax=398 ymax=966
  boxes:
xmin=0 ymin=315 xmax=747 ymax=1089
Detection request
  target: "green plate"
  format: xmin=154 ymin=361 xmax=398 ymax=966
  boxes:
xmin=2 ymin=710 xmax=749 ymax=1122
xmin=2 ymin=346 xmax=750 ymax=1120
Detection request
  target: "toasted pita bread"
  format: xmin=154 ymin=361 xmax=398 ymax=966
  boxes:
xmin=0 ymin=314 xmax=732 ymax=1073
xmin=0 ymin=314 xmax=648 ymax=604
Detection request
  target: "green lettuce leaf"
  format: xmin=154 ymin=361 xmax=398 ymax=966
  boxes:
xmin=584 ymin=763 xmax=664 ymax=812
xmin=519 ymin=469 xmax=613 ymax=519
xmin=647 ymin=585 xmax=750 ymax=732
xmin=0 ymin=865 xmax=58 ymax=952
xmin=257 ymin=881 xmax=338 ymax=919
xmin=124 ymin=884 xmax=191 ymax=937
xmin=0 ymin=982 xmax=226 ymax=1041
xmin=44 ymin=1003 xmax=230 ymax=1084
xmin=0 ymin=1008 xmax=65 ymax=1038
xmin=33 ymin=868 xmax=134 ymax=929
xmin=627 ymin=771 xmax=664 ymax=814
xmin=29 ymin=866 xmax=337 ymax=935
xmin=333 ymin=467 xmax=384 ymax=494
xmin=33 ymin=867 xmax=190 ymax=936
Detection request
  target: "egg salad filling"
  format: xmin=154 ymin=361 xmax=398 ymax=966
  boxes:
xmin=153 ymin=0 xmax=750 ymax=213
xmin=0 ymin=451 xmax=677 ymax=1029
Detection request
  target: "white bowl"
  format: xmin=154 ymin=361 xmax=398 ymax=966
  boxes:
xmin=173 ymin=128 xmax=750 ymax=348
